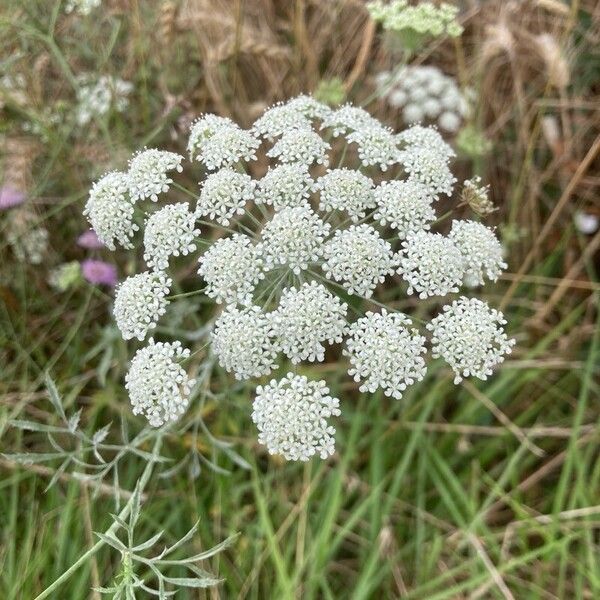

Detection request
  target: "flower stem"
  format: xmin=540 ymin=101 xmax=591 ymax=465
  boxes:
xmin=33 ymin=434 xmax=164 ymax=600
xmin=167 ymin=287 xmax=206 ymax=300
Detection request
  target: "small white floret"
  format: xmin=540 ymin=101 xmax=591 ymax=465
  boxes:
xmin=427 ymin=297 xmax=515 ymax=383
xmin=345 ymin=310 xmax=427 ymax=399
xmin=144 ymin=202 xmax=200 ymax=271
xmin=196 ymin=168 xmax=255 ymax=226
xmin=322 ymin=224 xmax=398 ymax=297
xmin=252 ymin=373 xmax=340 ymax=461
xmin=398 ymin=230 xmax=465 ymax=298
xmin=212 ymin=305 xmax=278 ymax=380
xmin=126 ymin=338 xmax=194 ymax=427
xmin=114 ymin=271 xmax=172 ymax=341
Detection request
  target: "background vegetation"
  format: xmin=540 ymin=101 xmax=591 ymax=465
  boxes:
xmin=1 ymin=0 xmax=599 ymax=598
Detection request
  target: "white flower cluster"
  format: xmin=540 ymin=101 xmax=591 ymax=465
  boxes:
xmin=287 ymin=94 xmax=333 ymax=120
xmin=253 ymin=103 xmax=307 ymax=139
xmin=188 ymin=114 xmax=233 ymax=154
xmin=86 ymin=96 xmax=513 ymax=462
xmin=321 ymin=105 xmax=380 ymax=137
xmin=376 ymin=66 xmax=471 ymax=132
xmin=143 ymin=202 xmax=200 ymax=270
xmin=374 ymin=179 xmax=436 ymax=237
xmin=427 ymin=297 xmax=515 ymax=383
xmin=126 ymin=339 xmax=194 ymax=427
xmin=398 ymin=230 xmax=465 ymax=298
xmin=322 ymin=225 xmax=398 ymax=297
xmin=266 ymin=129 xmax=330 ymax=166
xmin=189 ymin=115 xmax=259 ymax=170
xmin=271 ymin=282 xmax=347 ymax=363
xmin=259 ymin=206 xmax=330 ymax=274
xmin=75 ymin=74 xmax=133 ymax=125
xmin=114 ymin=271 xmax=172 ymax=341
xmin=399 ymin=143 xmax=456 ymax=197
xmin=397 ymin=124 xmax=454 ymax=159
xmin=83 ymin=171 xmax=137 ymax=250
xmin=128 ymin=149 xmax=183 ymax=202
xmin=256 ymin=163 xmax=314 ymax=211
xmin=65 ymin=0 xmax=101 ymax=15
xmin=252 ymin=374 xmax=340 ymax=461
xmin=449 ymin=220 xmax=507 ymax=285
xmin=196 ymin=169 xmax=255 ymax=226
xmin=367 ymin=1 xmax=463 ymax=40
xmin=198 ymin=234 xmax=264 ymax=305
xmin=345 ymin=310 xmax=427 ymax=399
xmin=346 ymin=126 xmax=399 ymax=171
xmin=212 ymin=305 xmax=278 ymax=380
xmin=316 ymin=169 xmax=376 ymax=222
xmin=84 ymin=148 xmax=183 ymax=250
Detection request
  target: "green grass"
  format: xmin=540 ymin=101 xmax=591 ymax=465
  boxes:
xmin=2 ymin=276 xmax=598 ymax=598
xmin=1 ymin=0 xmax=600 ymax=598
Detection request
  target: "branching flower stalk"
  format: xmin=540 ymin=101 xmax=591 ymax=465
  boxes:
xmin=81 ymin=96 xmax=515 ymax=464
xmin=5 ymin=370 xmax=235 ymax=598
xmin=32 ymin=434 xmax=164 ymax=600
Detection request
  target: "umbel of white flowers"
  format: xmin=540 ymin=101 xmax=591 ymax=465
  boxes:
xmin=375 ymin=65 xmax=473 ymax=133
xmin=84 ymin=95 xmax=514 ymax=462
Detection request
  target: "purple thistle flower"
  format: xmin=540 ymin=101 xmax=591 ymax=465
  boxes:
xmin=0 ymin=187 xmax=26 ymax=210
xmin=77 ymin=229 xmax=105 ymax=249
xmin=81 ymin=259 xmax=118 ymax=287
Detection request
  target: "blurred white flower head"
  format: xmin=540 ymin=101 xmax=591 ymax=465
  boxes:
xmin=574 ymin=211 xmax=599 ymax=235
xmin=368 ymin=1 xmax=463 ymax=51
xmin=377 ymin=65 xmax=471 ymax=132
xmin=65 ymin=0 xmax=101 ymax=16
xmin=75 ymin=74 xmax=133 ymax=125
xmin=7 ymin=211 xmax=49 ymax=265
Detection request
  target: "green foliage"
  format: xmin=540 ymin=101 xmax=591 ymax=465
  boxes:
xmin=1 ymin=0 xmax=599 ymax=598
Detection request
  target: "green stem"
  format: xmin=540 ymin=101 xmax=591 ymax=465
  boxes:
xmin=172 ymin=181 xmax=198 ymax=200
xmin=34 ymin=435 xmax=164 ymax=600
xmin=167 ymin=287 xmax=206 ymax=300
